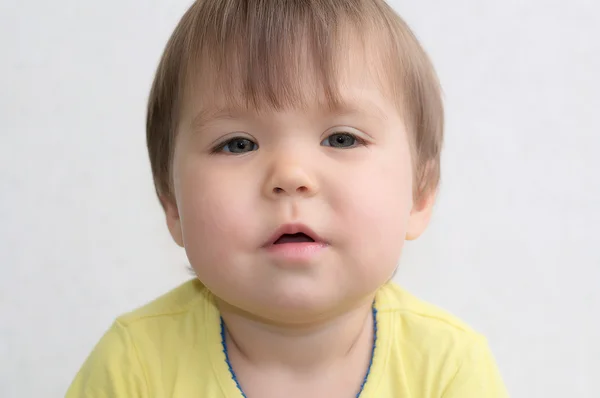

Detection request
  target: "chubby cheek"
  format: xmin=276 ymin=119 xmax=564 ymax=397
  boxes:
xmin=331 ymin=152 xmax=413 ymax=280
xmin=174 ymin=159 xmax=259 ymax=270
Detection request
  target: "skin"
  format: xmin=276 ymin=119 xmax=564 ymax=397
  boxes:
xmin=161 ymin=44 xmax=436 ymax=397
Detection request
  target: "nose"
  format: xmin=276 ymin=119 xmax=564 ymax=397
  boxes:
xmin=263 ymin=154 xmax=318 ymax=199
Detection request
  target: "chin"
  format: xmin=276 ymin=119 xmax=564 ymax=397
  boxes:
xmin=247 ymin=286 xmax=374 ymax=325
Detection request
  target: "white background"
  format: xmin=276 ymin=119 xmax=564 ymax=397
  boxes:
xmin=1 ymin=0 xmax=599 ymax=397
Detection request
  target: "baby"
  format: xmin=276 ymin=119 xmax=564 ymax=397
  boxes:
xmin=67 ymin=0 xmax=508 ymax=397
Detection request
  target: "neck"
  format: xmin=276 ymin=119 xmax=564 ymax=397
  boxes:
xmin=218 ymin=298 xmax=376 ymax=372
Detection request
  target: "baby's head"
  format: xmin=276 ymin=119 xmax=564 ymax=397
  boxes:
xmin=147 ymin=0 xmax=443 ymax=323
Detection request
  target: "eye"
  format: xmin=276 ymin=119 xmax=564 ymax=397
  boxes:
xmin=213 ymin=137 xmax=258 ymax=154
xmin=321 ymin=132 xmax=365 ymax=148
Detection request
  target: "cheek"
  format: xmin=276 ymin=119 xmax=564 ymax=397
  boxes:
xmin=338 ymin=151 xmax=413 ymax=233
xmin=330 ymin=148 xmax=413 ymax=271
xmin=174 ymin=158 xmax=259 ymax=259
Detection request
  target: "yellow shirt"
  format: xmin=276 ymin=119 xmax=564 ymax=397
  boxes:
xmin=66 ymin=280 xmax=508 ymax=397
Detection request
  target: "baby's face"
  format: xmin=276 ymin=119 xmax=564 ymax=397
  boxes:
xmin=165 ymin=61 xmax=432 ymax=322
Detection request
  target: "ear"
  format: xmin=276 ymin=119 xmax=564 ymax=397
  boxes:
xmin=161 ymin=195 xmax=184 ymax=247
xmin=406 ymin=188 xmax=437 ymax=241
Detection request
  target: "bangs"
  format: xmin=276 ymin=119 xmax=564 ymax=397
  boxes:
xmin=178 ymin=0 xmax=391 ymax=114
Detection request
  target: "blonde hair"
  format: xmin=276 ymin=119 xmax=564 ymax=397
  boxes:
xmin=147 ymin=0 xmax=444 ymax=205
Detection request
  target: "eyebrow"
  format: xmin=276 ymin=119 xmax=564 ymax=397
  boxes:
xmin=189 ymin=98 xmax=390 ymax=131
xmin=326 ymin=100 xmax=390 ymax=122
xmin=189 ymin=107 xmax=244 ymax=131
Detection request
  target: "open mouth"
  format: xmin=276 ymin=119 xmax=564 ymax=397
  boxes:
xmin=264 ymin=224 xmax=326 ymax=259
xmin=264 ymin=224 xmax=324 ymax=247
xmin=273 ymin=232 xmax=316 ymax=244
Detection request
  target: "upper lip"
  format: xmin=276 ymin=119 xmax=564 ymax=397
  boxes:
xmin=264 ymin=223 xmax=324 ymax=246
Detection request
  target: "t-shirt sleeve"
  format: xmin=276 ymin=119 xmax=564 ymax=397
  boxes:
xmin=65 ymin=320 xmax=149 ymax=398
xmin=441 ymin=335 xmax=509 ymax=398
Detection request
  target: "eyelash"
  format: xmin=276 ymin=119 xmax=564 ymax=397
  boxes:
xmin=210 ymin=131 xmax=368 ymax=155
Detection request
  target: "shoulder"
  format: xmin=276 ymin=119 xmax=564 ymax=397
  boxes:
xmin=113 ymin=278 xmax=215 ymax=364
xmin=375 ymin=283 xmax=508 ymax=397
xmin=66 ymin=279 xmax=216 ymax=397
xmin=117 ymin=278 xmax=209 ymax=326
xmin=376 ymin=281 xmax=477 ymax=337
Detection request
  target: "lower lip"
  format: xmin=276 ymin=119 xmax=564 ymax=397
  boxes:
xmin=264 ymin=242 xmax=328 ymax=261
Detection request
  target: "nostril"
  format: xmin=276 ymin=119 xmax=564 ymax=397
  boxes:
xmin=271 ymin=185 xmax=309 ymax=195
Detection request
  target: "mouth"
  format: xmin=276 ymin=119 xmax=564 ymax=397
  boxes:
xmin=265 ymin=223 xmax=324 ymax=247
xmin=273 ymin=232 xmax=315 ymax=244
xmin=263 ymin=223 xmax=327 ymax=262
